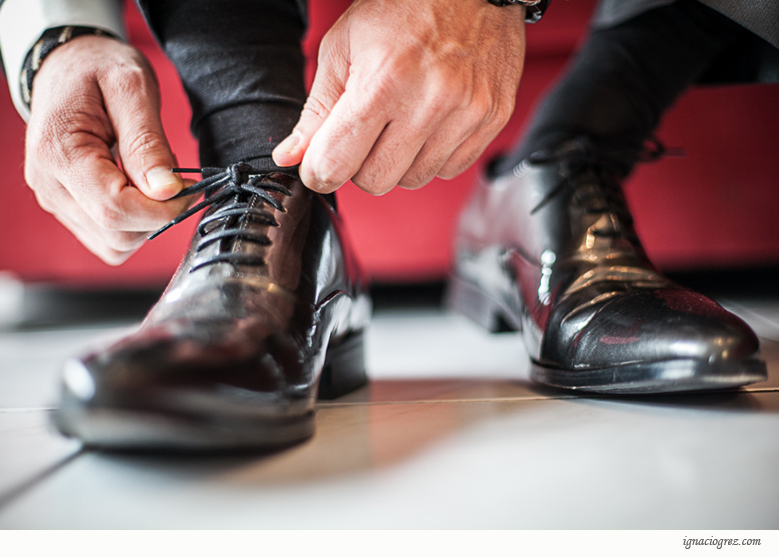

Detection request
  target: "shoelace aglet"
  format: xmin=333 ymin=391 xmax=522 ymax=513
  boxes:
xmin=148 ymin=222 xmax=175 ymax=241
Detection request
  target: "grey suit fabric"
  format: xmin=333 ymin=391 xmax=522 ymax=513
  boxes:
xmin=595 ymin=0 xmax=778 ymax=49
xmin=592 ymin=0 xmax=779 ymax=84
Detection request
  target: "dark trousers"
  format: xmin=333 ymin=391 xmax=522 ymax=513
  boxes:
xmin=495 ymin=0 xmax=761 ymax=176
xmin=138 ymin=0 xmax=307 ymax=171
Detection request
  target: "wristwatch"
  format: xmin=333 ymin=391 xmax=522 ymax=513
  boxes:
xmin=487 ymin=0 xmax=552 ymax=23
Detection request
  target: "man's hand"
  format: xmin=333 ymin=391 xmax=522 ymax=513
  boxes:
xmin=25 ymin=36 xmax=193 ymax=265
xmin=272 ymin=0 xmax=526 ymax=195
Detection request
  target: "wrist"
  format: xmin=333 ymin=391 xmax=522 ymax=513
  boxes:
xmin=0 ymin=0 xmax=125 ymax=121
xmin=22 ymin=26 xmax=122 ymax=112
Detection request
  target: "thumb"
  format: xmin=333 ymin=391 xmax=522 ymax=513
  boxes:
xmin=273 ymin=33 xmax=349 ymax=168
xmin=102 ymin=65 xmax=184 ymax=201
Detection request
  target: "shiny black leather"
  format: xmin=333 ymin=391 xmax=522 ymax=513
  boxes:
xmin=448 ymin=141 xmax=767 ymax=393
xmin=54 ymin=171 xmax=371 ymax=449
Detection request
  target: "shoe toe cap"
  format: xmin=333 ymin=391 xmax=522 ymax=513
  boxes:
xmin=556 ymin=288 xmax=760 ymax=369
xmin=58 ymin=321 xmax=314 ymax=416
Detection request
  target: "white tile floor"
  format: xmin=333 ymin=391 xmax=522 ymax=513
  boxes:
xmin=1 ymin=298 xmax=778 ymax=529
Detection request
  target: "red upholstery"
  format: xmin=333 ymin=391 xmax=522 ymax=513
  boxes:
xmin=1 ymin=0 xmax=777 ymax=286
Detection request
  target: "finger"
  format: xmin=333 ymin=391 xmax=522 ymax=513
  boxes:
xmin=55 ymin=210 xmax=136 ymax=266
xmin=397 ymin=140 xmax=455 ymax=191
xmin=397 ymin=115 xmax=482 ymax=190
xmin=272 ymin=28 xmax=350 ymax=169
xmin=33 ymin=177 xmax=150 ymax=249
xmin=437 ymin=123 xmax=504 ymax=180
xmin=35 ymin=182 xmax=147 ymax=265
xmin=299 ymin=83 xmax=392 ymax=193
xmin=99 ymin=56 xmax=184 ymax=201
xmin=350 ymin=121 xmax=429 ymax=195
xmin=436 ymin=96 xmax=515 ymax=180
xmin=58 ymin=142 xmax=194 ymax=232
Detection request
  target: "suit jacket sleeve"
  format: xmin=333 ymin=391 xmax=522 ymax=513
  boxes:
xmin=0 ymin=0 xmax=125 ymax=121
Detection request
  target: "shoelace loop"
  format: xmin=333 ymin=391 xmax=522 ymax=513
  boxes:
xmin=148 ymin=163 xmax=293 ymax=272
xmin=525 ymin=137 xmax=683 ymax=238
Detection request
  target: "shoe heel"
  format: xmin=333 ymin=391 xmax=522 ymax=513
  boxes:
xmin=318 ymin=330 xmax=368 ymax=400
xmin=446 ymin=274 xmax=517 ymax=333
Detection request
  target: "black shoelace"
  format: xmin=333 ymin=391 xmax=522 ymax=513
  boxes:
xmin=149 ymin=163 xmax=292 ymax=272
xmin=526 ymin=137 xmax=683 ymax=239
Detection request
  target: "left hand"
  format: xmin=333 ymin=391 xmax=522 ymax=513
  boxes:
xmin=272 ymin=0 xmax=526 ymax=195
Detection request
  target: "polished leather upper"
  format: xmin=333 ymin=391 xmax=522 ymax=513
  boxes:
xmin=454 ymin=147 xmax=761 ymax=371
xmin=62 ymin=172 xmax=370 ymax=424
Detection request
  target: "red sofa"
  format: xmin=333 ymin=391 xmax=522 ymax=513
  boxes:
xmin=1 ymin=0 xmax=778 ymax=287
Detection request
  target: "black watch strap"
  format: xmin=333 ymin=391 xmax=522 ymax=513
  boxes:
xmin=487 ymin=0 xmax=552 ymax=23
xmin=20 ymin=25 xmax=120 ymax=111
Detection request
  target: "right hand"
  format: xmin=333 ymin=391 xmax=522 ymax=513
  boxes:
xmin=24 ymin=35 xmax=193 ymax=265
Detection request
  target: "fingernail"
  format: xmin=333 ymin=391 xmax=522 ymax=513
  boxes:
xmin=146 ymin=167 xmax=182 ymax=193
xmin=275 ymin=133 xmax=300 ymax=155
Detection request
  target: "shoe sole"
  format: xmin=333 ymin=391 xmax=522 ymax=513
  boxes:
xmin=531 ymin=358 xmax=768 ymax=394
xmin=52 ymin=329 xmax=368 ymax=452
xmin=446 ymin=273 xmax=768 ymax=394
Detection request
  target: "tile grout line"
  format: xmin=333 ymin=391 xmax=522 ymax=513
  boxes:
xmin=2 ymin=388 xmax=775 ymax=412
xmin=317 ymin=388 xmax=779 ymax=408
xmin=317 ymin=395 xmax=573 ymax=408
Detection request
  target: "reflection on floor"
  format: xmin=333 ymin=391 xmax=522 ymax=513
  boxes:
xmin=1 ymin=294 xmax=778 ymax=528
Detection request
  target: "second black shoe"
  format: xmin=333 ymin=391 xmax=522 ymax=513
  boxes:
xmin=448 ymin=139 xmax=767 ymax=394
xmin=53 ymin=164 xmax=371 ymax=450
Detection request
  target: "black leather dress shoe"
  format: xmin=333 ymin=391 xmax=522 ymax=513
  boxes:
xmin=448 ymin=139 xmax=767 ymax=393
xmin=54 ymin=164 xmax=371 ymax=450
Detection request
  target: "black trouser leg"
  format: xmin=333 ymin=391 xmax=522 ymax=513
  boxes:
xmin=138 ymin=0 xmax=307 ymax=170
xmin=494 ymin=0 xmax=751 ymax=176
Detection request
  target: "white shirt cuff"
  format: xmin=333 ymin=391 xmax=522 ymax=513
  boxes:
xmin=0 ymin=0 xmax=125 ymax=121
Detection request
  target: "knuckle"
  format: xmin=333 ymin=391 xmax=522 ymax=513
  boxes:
xmin=124 ymin=129 xmax=166 ymax=158
xmin=302 ymin=95 xmax=332 ymax=123
xmin=468 ymin=94 xmax=494 ymax=119
xmin=484 ymin=91 xmax=515 ymax=126
xmin=311 ymin=156 xmax=350 ymax=190
xmin=489 ymin=102 xmax=514 ymax=131
xmin=422 ymin=85 xmax=459 ymax=117
xmin=107 ymin=62 xmax=154 ymax=95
